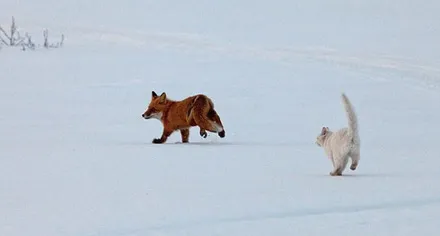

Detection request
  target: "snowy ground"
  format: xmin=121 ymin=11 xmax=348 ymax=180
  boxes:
xmin=1 ymin=1 xmax=440 ymax=236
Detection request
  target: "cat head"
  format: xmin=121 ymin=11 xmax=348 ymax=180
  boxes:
xmin=316 ymin=126 xmax=331 ymax=147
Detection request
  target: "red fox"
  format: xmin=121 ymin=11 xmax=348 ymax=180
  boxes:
xmin=142 ymin=91 xmax=226 ymax=144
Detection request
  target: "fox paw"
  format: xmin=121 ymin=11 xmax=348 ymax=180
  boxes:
xmin=152 ymin=138 xmax=164 ymax=144
xmin=200 ymin=130 xmax=207 ymax=138
xmin=218 ymin=130 xmax=225 ymax=138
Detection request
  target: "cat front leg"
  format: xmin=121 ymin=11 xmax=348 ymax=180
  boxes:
xmin=330 ymin=170 xmax=342 ymax=176
xmin=330 ymin=154 xmax=349 ymax=176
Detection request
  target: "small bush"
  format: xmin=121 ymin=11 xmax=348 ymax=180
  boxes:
xmin=0 ymin=16 xmax=65 ymax=51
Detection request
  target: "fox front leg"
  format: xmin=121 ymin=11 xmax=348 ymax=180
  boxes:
xmin=153 ymin=129 xmax=173 ymax=144
xmin=180 ymin=129 xmax=190 ymax=143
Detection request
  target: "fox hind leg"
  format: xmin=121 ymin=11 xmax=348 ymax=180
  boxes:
xmin=207 ymin=109 xmax=225 ymax=138
xmin=191 ymin=96 xmax=226 ymax=138
xmin=193 ymin=110 xmax=225 ymax=137
xmin=194 ymin=109 xmax=223 ymax=134
xmin=199 ymin=128 xmax=207 ymax=138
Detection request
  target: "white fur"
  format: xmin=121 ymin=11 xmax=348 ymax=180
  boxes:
xmin=148 ymin=112 xmax=163 ymax=120
xmin=316 ymin=93 xmax=360 ymax=176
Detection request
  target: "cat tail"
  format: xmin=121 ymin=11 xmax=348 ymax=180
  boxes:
xmin=341 ymin=93 xmax=360 ymax=145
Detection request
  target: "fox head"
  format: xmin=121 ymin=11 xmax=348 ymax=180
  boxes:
xmin=142 ymin=91 xmax=168 ymax=120
xmin=316 ymin=126 xmax=331 ymax=147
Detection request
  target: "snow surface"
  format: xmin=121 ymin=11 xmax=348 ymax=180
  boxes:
xmin=1 ymin=1 xmax=440 ymax=236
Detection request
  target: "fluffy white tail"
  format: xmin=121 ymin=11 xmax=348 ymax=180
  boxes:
xmin=341 ymin=93 xmax=359 ymax=144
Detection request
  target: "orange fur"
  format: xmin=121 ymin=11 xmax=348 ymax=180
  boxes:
xmin=142 ymin=91 xmax=226 ymax=144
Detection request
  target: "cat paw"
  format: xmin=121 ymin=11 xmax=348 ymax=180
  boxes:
xmin=350 ymin=163 xmax=358 ymax=171
xmin=330 ymin=171 xmax=342 ymax=176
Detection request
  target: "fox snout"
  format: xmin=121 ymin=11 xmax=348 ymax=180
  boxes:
xmin=142 ymin=110 xmax=162 ymax=120
xmin=142 ymin=113 xmax=151 ymax=119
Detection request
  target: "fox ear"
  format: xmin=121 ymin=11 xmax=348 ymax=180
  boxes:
xmin=321 ymin=127 xmax=327 ymax=135
xmin=159 ymin=92 xmax=167 ymax=103
xmin=152 ymin=91 xmax=158 ymax=98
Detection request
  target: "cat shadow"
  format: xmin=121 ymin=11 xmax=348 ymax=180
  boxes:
xmin=309 ymin=172 xmax=402 ymax=179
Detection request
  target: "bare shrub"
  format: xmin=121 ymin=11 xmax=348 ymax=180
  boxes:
xmin=0 ymin=16 xmax=65 ymax=51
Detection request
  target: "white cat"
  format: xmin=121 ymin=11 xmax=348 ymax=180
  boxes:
xmin=316 ymin=93 xmax=360 ymax=176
